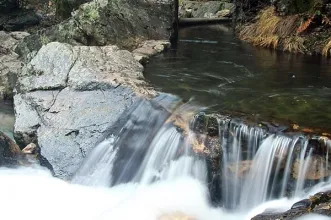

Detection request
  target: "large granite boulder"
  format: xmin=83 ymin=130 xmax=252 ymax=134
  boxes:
xmin=14 ymin=42 xmax=153 ymax=179
xmin=16 ymin=0 xmax=175 ymax=58
xmin=0 ymin=31 xmax=29 ymax=100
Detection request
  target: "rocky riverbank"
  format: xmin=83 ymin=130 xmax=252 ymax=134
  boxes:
xmin=179 ymin=0 xmax=331 ymax=56
xmin=1 ymin=0 xmax=331 ymax=219
xmin=0 ymin=0 xmax=175 ymax=179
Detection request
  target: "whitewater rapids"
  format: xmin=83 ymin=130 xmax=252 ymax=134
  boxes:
xmin=0 ymin=167 xmax=330 ymax=220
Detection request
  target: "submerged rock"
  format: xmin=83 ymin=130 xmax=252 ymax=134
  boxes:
xmin=14 ymin=42 xmax=153 ymax=179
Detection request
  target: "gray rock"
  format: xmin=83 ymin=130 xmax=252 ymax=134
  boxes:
xmin=132 ymin=40 xmax=170 ymax=64
xmin=17 ymin=43 xmax=77 ymax=92
xmin=222 ymin=2 xmax=235 ymax=11
xmin=216 ymin=9 xmax=231 ymax=18
xmin=0 ymin=50 xmax=21 ymax=99
xmin=0 ymin=31 xmax=19 ymax=50
xmin=16 ymin=0 xmax=175 ymax=57
xmin=191 ymin=1 xmax=222 ymax=18
xmin=14 ymin=42 xmax=153 ymax=179
xmin=0 ymin=31 xmax=29 ymax=100
xmin=180 ymin=1 xmax=233 ymax=18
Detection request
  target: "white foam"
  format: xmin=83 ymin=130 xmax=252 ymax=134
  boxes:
xmin=0 ymin=167 xmax=223 ymax=220
xmin=1 ymin=167 xmax=330 ymax=220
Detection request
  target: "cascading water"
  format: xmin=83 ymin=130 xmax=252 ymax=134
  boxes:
xmin=217 ymin=119 xmax=331 ymax=211
xmin=220 ymin=120 xmax=266 ymax=209
xmin=1 ymin=95 xmax=331 ymax=220
xmin=73 ymin=96 xmax=207 ymax=187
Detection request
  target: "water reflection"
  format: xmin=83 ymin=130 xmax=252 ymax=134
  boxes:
xmin=144 ymin=25 xmax=331 ymax=129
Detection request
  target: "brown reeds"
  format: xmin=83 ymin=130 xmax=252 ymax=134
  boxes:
xmin=322 ymin=39 xmax=331 ymax=57
xmin=239 ymin=7 xmax=300 ymax=50
xmin=283 ymin=36 xmax=306 ymax=53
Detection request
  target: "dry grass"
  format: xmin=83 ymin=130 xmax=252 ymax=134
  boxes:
xmin=283 ymin=36 xmax=306 ymax=53
xmin=277 ymin=15 xmax=299 ymax=36
xmin=254 ymin=35 xmax=280 ymax=49
xmin=322 ymin=39 xmax=331 ymax=57
xmin=239 ymin=6 xmax=300 ymax=50
xmin=256 ymin=7 xmax=281 ymax=36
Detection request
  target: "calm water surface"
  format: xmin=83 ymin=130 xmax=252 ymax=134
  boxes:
xmin=144 ymin=25 xmax=331 ymax=129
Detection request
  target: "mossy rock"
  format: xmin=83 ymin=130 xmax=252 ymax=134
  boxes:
xmin=17 ymin=0 xmax=175 ymax=58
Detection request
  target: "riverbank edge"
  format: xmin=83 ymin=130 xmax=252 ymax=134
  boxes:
xmin=236 ymin=6 xmax=331 ymax=57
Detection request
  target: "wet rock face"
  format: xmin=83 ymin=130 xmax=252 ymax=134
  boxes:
xmin=14 ymin=42 xmax=153 ymax=179
xmin=0 ymin=131 xmax=53 ymax=172
xmin=190 ymin=113 xmax=221 ymax=137
xmin=252 ymin=191 xmax=331 ymax=219
xmin=0 ymin=131 xmax=21 ymax=164
xmin=292 ymin=156 xmax=331 ymax=180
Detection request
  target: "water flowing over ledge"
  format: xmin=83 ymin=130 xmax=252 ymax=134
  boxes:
xmin=1 ymin=94 xmax=331 ymax=219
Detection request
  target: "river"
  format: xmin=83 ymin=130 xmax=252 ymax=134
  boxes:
xmin=144 ymin=24 xmax=331 ymax=130
xmin=0 ymin=25 xmax=331 ymax=220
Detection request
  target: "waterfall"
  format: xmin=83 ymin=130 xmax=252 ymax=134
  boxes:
xmin=238 ymin=135 xmax=307 ymax=210
xmin=1 ymin=96 xmax=331 ymax=220
xmin=217 ymin=119 xmax=331 ymax=211
xmin=220 ymin=120 xmax=266 ymax=209
xmin=71 ymin=136 xmax=118 ymax=186
xmin=72 ymin=97 xmax=207 ymax=187
xmin=72 ymin=96 xmax=331 ymax=214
